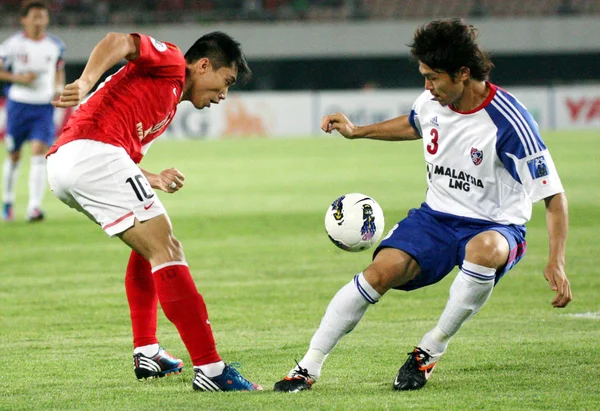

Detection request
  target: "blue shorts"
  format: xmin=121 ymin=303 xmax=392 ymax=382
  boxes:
xmin=374 ymin=203 xmax=527 ymax=291
xmin=5 ymin=99 xmax=55 ymax=152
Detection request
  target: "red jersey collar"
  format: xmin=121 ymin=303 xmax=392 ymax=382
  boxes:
xmin=449 ymin=82 xmax=497 ymax=114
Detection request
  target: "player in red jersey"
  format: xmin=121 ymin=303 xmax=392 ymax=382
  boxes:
xmin=47 ymin=32 xmax=261 ymax=392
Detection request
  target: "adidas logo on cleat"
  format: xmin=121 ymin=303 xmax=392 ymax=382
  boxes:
xmin=193 ymin=364 xmax=262 ymax=392
xmin=133 ymin=347 xmax=184 ymax=380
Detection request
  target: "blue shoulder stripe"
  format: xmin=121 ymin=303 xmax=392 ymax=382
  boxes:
xmin=485 ymin=89 xmax=548 ymax=184
xmin=491 ymin=89 xmax=546 ymax=157
xmin=46 ymin=34 xmax=66 ymax=56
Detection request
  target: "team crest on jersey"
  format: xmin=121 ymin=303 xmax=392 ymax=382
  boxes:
xmin=360 ymin=204 xmax=377 ymax=240
xmin=527 ymin=156 xmax=549 ymax=179
xmin=150 ymin=37 xmax=167 ymax=52
xmin=470 ymin=147 xmax=483 ymax=166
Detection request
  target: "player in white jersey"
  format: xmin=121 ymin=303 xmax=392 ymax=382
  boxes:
xmin=274 ymin=19 xmax=572 ymax=393
xmin=0 ymin=1 xmax=65 ymax=222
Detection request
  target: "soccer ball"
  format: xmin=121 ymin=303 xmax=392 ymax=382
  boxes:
xmin=324 ymin=193 xmax=385 ymax=252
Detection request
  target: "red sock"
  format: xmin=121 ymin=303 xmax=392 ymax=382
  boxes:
xmin=125 ymin=250 xmax=158 ymax=348
xmin=152 ymin=263 xmax=221 ymax=366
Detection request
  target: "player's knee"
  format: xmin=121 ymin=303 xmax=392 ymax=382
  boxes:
xmin=9 ymin=151 xmax=20 ymax=163
xmin=364 ymin=248 xmax=419 ymax=293
xmin=465 ymin=232 xmax=509 ymax=269
xmin=146 ymin=234 xmax=185 ymax=266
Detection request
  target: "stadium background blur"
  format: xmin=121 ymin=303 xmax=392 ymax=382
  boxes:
xmin=2 ymin=0 xmax=599 ymax=139
xmin=0 ymin=0 xmax=599 ymax=91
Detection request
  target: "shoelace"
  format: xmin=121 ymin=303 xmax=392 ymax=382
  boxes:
xmin=226 ymin=362 xmax=254 ymax=386
xmin=292 ymin=360 xmax=313 ymax=380
xmin=408 ymin=347 xmax=432 ymax=363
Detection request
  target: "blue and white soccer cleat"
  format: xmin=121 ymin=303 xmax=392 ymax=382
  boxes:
xmin=3 ymin=202 xmax=14 ymax=222
xmin=193 ymin=363 xmax=263 ymax=392
xmin=133 ymin=346 xmax=184 ymax=380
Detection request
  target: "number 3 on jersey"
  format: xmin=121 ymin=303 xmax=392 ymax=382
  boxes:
xmin=427 ymin=128 xmax=439 ymax=155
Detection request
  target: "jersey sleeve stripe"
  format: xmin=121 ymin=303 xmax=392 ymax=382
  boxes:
xmin=492 ymin=97 xmax=536 ymax=155
xmin=490 ymin=100 xmax=532 ymax=157
xmin=495 ymin=92 xmax=542 ymax=153
xmin=47 ymin=34 xmax=66 ymax=57
xmin=408 ymin=109 xmax=421 ymax=136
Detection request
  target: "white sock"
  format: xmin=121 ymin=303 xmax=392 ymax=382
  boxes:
xmin=133 ymin=343 xmax=160 ymax=357
xmin=194 ymin=361 xmax=225 ymax=378
xmin=27 ymin=155 xmax=47 ymax=213
xmin=297 ymin=273 xmax=381 ymax=379
xmin=2 ymin=157 xmax=20 ymax=204
xmin=419 ymin=261 xmax=495 ymax=357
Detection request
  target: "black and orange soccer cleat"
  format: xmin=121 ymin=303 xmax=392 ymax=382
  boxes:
xmin=393 ymin=347 xmax=439 ymax=391
xmin=273 ymin=363 xmax=316 ymax=393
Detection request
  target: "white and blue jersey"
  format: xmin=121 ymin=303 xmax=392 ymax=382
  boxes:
xmin=1 ymin=32 xmax=65 ymax=104
xmin=1 ymin=32 xmax=65 ymax=151
xmin=408 ymin=83 xmax=564 ymax=225
xmin=376 ymin=84 xmax=562 ymax=291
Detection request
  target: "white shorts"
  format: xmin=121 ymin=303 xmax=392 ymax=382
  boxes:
xmin=47 ymin=139 xmax=166 ymax=237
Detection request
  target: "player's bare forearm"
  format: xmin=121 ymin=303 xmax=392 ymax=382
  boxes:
xmin=80 ymin=33 xmax=139 ymax=91
xmin=322 ymin=113 xmax=420 ymax=141
xmin=356 ymin=116 xmax=421 ymax=141
xmin=545 ymin=193 xmax=568 ymax=267
xmin=543 ymin=192 xmax=572 ymax=307
xmin=0 ymin=70 xmax=12 ymax=82
xmin=53 ymin=34 xmax=139 ymax=108
xmin=0 ymin=69 xmax=36 ymax=85
xmin=140 ymin=168 xmax=160 ymax=189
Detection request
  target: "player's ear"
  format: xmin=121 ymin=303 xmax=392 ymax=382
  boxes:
xmin=195 ymin=57 xmax=211 ymax=74
xmin=458 ymin=66 xmax=470 ymax=82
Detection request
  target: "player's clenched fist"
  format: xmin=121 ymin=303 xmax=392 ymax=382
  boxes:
xmin=158 ymin=168 xmax=185 ymax=193
xmin=52 ymin=79 xmax=92 ymax=108
xmin=321 ymin=112 xmax=358 ymax=139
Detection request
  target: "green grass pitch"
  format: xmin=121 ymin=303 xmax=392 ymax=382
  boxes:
xmin=1 ymin=131 xmax=599 ymax=410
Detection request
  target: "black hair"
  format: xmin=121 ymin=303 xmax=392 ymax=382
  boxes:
xmin=184 ymin=31 xmax=252 ymax=85
xmin=408 ymin=19 xmax=493 ymax=81
xmin=20 ymin=1 xmax=48 ymax=17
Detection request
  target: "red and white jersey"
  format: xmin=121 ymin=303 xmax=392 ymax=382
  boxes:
xmin=408 ymin=83 xmax=564 ymax=225
xmin=48 ymin=34 xmax=185 ymax=163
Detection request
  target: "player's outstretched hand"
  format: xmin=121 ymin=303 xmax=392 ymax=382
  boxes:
xmin=544 ymin=264 xmax=572 ymax=308
xmin=157 ymin=168 xmax=185 ymax=194
xmin=52 ymin=79 xmax=92 ymax=108
xmin=321 ymin=112 xmax=358 ymax=139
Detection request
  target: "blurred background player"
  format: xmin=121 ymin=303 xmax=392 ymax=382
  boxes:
xmin=48 ymin=31 xmax=261 ymax=392
xmin=0 ymin=0 xmax=65 ymax=222
xmin=274 ymin=19 xmax=572 ymax=393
